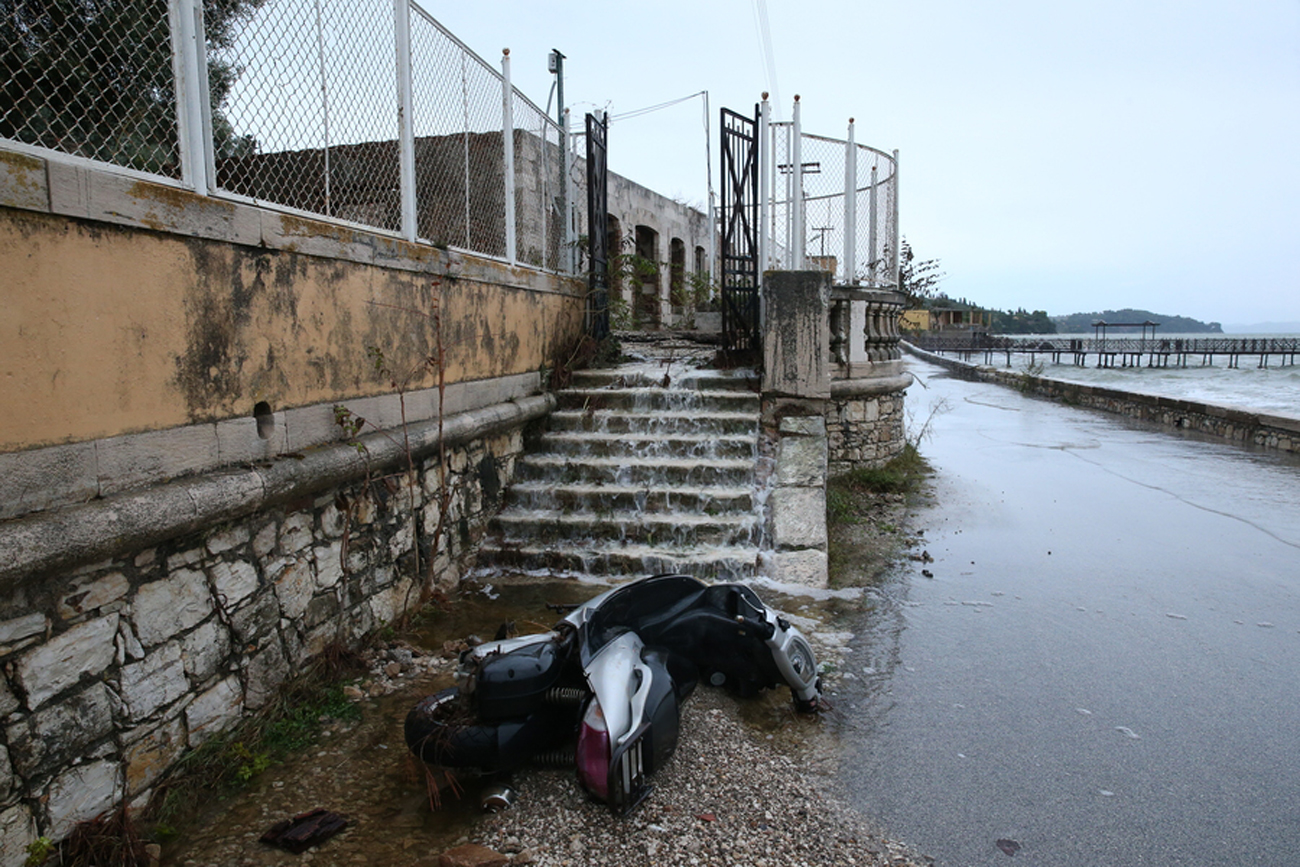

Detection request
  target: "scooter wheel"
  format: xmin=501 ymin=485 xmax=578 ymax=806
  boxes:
xmin=404 ymin=688 xmax=502 ymax=769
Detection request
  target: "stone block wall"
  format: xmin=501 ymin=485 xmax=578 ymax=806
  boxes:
xmin=827 ymin=390 xmax=908 ymax=476
xmin=0 ymin=420 xmax=531 ymax=865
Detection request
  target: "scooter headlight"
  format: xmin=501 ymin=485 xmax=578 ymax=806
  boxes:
xmin=787 ymin=636 xmax=817 ymax=686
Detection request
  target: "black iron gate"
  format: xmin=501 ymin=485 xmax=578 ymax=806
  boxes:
xmin=585 ymin=112 xmax=610 ymax=340
xmin=719 ymin=105 xmax=760 ymax=355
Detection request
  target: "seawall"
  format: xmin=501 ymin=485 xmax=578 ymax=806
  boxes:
xmin=905 ymin=344 xmax=1300 ymax=455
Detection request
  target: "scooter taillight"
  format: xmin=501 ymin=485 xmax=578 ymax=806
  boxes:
xmin=575 ymin=698 xmax=610 ymax=801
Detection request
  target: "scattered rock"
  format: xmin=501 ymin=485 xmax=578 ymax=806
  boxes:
xmin=439 ymin=843 xmax=509 ymax=867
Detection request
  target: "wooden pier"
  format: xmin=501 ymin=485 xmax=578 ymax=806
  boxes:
xmin=913 ymin=335 xmax=1300 ymax=370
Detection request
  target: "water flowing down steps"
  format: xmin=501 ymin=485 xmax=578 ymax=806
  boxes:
xmin=476 ymin=349 xmax=766 ymax=580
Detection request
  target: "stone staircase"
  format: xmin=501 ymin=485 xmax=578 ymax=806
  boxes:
xmin=475 ymin=352 xmax=766 ymax=580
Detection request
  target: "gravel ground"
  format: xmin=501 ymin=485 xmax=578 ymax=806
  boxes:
xmin=469 ymin=687 xmax=928 ymax=867
xmin=162 ymin=586 xmax=930 ymax=867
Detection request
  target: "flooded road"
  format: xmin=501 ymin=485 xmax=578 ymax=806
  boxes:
xmin=835 ymin=359 xmax=1300 ymax=866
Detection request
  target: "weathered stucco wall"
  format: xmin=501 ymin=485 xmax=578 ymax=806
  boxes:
xmin=0 ymin=142 xmax=586 ymax=861
xmin=1 ymin=151 xmax=583 ymax=452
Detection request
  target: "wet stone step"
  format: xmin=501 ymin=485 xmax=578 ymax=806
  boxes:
xmin=555 ymin=388 xmax=759 ymax=414
xmin=491 ymin=510 xmax=761 ymax=547
xmin=503 ymin=483 xmax=755 ymax=514
xmin=513 ymin=455 xmax=756 ymax=488
xmin=535 ymin=432 xmax=757 ymax=461
xmin=569 ymin=369 xmax=759 ymax=393
xmin=547 ymin=410 xmax=759 ymax=437
xmin=477 ymin=543 xmax=760 ymax=581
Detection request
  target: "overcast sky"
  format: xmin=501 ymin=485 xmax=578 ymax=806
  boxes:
xmin=432 ymin=1 xmax=1300 ymax=328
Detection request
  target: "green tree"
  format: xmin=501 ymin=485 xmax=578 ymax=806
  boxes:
xmin=897 ymin=237 xmax=945 ymax=307
xmin=1 ymin=0 xmax=262 ymax=175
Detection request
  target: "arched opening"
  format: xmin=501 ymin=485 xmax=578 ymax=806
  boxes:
xmin=669 ymin=238 xmax=687 ymax=311
xmin=634 ymin=224 xmax=660 ymax=328
xmin=606 ymin=214 xmax=624 ymax=305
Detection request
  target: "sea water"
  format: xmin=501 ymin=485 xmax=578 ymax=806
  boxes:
xmin=986 ymin=332 xmax=1300 ymax=417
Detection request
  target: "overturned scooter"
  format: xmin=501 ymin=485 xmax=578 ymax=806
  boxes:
xmin=404 ymin=574 xmax=822 ymax=813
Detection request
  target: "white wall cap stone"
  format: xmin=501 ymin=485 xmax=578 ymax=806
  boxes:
xmin=215 ymin=415 xmax=284 ymax=466
xmin=95 ymin=427 xmax=220 ymax=498
xmin=17 ymin=613 xmax=118 ymax=709
xmin=131 ymin=569 xmax=212 ymax=647
xmin=0 ymin=148 xmax=48 ymax=210
xmin=0 ymin=393 xmax=556 ymax=588
xmin=0 ymin=442 xmax=97 ymax=522
xmin=44 ymin=758 xmax=121 ymax=839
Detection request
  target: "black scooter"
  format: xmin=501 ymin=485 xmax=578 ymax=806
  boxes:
xmin=404 ymin=574 xmax=822 ymax=813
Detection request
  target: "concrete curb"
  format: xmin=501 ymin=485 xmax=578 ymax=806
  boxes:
xmin=0 ymin=395 xmax=555 ymax=589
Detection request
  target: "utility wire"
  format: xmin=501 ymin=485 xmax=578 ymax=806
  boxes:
xmin=609 ymin=90 xmax=708 ymax=122
xmin=752 ymin=0 xmax=781 ymax=117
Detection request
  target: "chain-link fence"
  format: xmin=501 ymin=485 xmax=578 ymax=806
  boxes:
xmin=768 ymin=119 xmax=898 ymax=288
xmin=1 ymin=0 xmax=183 ymax=178
xmin=1 ymin=0 xmax=574 ymax=273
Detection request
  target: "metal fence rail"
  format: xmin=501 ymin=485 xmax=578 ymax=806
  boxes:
xmin=765 ymin=99 xmax=898 ymax=289
xmin=1 ymin=0 xmax=574 ymax=274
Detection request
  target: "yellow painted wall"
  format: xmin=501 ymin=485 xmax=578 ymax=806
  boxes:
xmin=1 ymin=207 xmax=584 ymax=451
xmin=900 ymin=309 xmax=932 ymax=331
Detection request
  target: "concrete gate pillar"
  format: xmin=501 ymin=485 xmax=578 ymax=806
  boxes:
xmin=761 ymin=271 xmax=831 ymax=588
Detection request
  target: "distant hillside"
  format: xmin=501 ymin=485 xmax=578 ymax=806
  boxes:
xmin=1052 ymin=309 xmax=1223 ymax=334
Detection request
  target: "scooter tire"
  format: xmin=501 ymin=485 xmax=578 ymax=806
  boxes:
xmin=404 ymin=688 xmax=502 ymax=769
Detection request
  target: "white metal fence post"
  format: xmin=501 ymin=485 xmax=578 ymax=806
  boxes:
xmin=501 ymin=49 xmax=517 ymax=266
xmin=791 ymin=95 xmax=804 ymax=270
xmin=563 ymin=106 xmax=576 ymax=275
xmin=868 ymin=164 xmax=878 ymax=286
xmin=892 ymin=149 xmax=901 ymax=287
xmin=394 ymin=0 xmax=417 ymax=242
xmin=844 ymin=117 xmax=857 ymax=284
xmin=169 ymin=0 xmax=213 ymax=195
xmin=758 ymin=94 xmax=770 ymax=277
